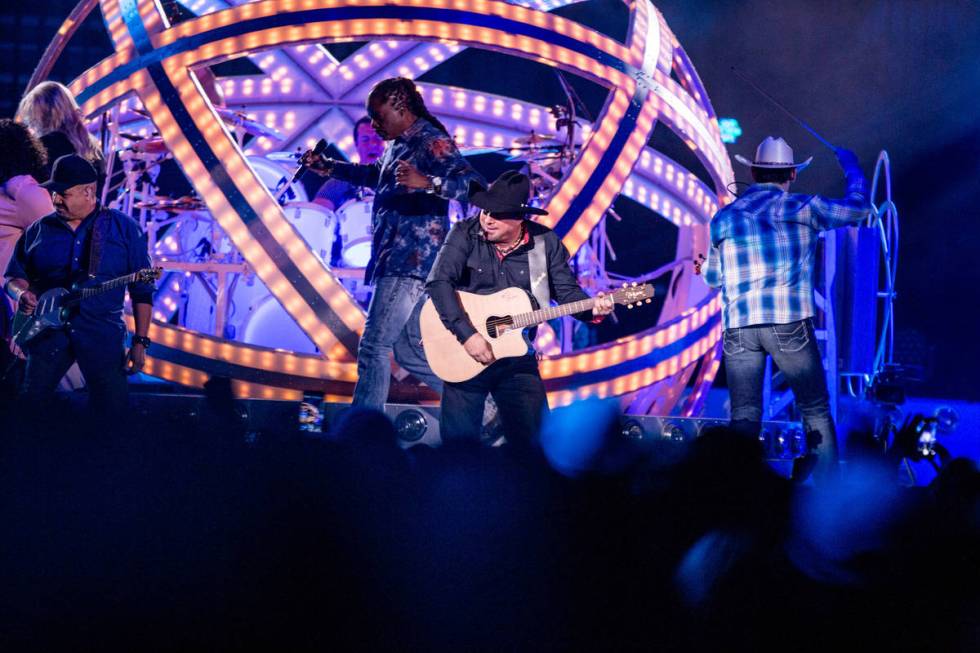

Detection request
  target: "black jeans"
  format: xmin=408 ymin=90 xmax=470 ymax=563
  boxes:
xmin=20 ymin=328 xmax=128 ymax=417
xmin=723 ymin=318 xmax=837 ymax=472
xmin=440 ymin=355 xmax=547 ymax=446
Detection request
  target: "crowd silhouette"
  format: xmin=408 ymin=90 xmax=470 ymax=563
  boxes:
xmin=1 ymin=387 xmax=977 ymax=651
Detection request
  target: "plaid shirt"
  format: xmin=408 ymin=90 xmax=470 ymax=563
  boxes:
xmin=703 ymin=168 xmax=870 ymax=329
xmin=329 ymin=118 xmax=483 ymax=283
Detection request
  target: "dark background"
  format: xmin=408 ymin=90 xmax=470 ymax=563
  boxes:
xmin=2 ymin=0 xmax=977 ymax=399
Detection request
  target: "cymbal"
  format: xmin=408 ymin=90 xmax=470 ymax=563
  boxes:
xmin=135 ymin=196 xmax=207 ymax=212
xmin=458 ymin=146 xmax=505 ymax=156
xmin=266 ymin=150 xmax=302 ymax=162
xmin=216 ymin=108 xmax=284 ymax=140
xmin=506 ymin=151 xmax=565 ymax=163
xmin=513 ymin=132 xmax=557 ymax=145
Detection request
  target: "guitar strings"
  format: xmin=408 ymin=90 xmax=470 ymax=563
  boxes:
xmin=478 ymin=287 xmax=650 ymax=335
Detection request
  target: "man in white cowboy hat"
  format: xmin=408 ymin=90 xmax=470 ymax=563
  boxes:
xmin=697 ymin=136 xmax=870 ymax=481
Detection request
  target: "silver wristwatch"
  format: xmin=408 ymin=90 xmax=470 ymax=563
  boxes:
xmin=428 ymin=176 xmax=444 ymax=195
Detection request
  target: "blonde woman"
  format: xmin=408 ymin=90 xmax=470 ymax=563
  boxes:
xmin=16 ymin=81 xmax=104 ymax=181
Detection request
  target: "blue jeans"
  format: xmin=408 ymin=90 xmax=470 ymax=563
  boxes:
xmin=723 ymin=318 xmax=838 ymax=473
xmin=393 ymin=293 xmax=444 ymax=396
xmin=352 ymin=275 xmax=427 ymax=408
xmin=20 ymin=327 xmax=129 ymax=416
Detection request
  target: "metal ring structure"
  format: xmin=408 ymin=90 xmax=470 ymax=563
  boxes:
xmin=47 ymin=0 xmax=731 ymax=411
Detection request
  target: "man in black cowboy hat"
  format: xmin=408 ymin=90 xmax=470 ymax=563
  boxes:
xmin=4 ymin=154 xmax=155 ymax=417
xmin=426 ymin=171 xmax=614 ymax=445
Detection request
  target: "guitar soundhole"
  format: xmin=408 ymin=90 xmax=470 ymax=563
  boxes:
xmin=485 ymin=315 xmax=513 ymax=339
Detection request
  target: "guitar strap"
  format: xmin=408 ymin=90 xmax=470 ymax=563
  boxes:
xmin=527 ymin=233 xmax=551 ymax=311
xmin=87 ymin=207 xmax=111 ymax=277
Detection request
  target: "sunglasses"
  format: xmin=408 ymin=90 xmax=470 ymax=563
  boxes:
xmin=481 ymin=210 xmax=525 ymax=220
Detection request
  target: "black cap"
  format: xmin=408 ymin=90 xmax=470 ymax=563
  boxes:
xmin=41 ymin=154 xmax=98 ymax=194
xmin=468 ymin=170 xmax=548 ymax=217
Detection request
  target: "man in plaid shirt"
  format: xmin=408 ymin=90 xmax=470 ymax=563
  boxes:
xmin=698 ymin=136 xmax=870 ymax=481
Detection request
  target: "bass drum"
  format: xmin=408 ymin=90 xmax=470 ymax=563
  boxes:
xmin=248 ymin=155 xmax=308 ymax=203
xmin=240 ymin=294 xmax=319 ymax=354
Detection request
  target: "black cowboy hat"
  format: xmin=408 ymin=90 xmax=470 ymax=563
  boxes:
xmin=41 ymin=154 xmax=98 ymax=194
xmin=468 ymin=170 xmax=548 ymax=217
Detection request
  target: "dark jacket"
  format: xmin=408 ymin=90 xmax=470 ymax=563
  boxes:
xmin=329 ymin=118 xmax=483 ymax=283
xmin=426 ymin=217 xmax=593 ymax=344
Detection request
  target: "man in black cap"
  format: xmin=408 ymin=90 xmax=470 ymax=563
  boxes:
xmin=426 ymin=171 xmax=614 ymax=445
xmin=4 ymin=154 xmax=155 ymax=416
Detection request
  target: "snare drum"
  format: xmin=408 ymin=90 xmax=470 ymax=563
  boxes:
xmin=336 ymin=198 xmax=374 ymax=268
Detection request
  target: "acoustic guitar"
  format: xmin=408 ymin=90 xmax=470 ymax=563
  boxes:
xmin=420 ymin=282 xmax=654 ymax=383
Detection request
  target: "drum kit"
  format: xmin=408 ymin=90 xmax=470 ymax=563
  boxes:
xmin=103 ymin=107 xmax=364 ymax=353
xmin=99 ymin=98 xmax=600 ymax=354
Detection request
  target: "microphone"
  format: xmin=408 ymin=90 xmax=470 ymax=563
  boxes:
xmin=276 ymin=138 xmax=327 ymax=202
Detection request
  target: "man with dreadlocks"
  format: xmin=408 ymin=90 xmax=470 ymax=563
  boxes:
xmin=302 ymin=77 xmax=484 ymax=408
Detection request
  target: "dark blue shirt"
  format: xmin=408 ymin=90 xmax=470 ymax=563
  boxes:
xmin=5 ymin=206 xmax=154 ymax=340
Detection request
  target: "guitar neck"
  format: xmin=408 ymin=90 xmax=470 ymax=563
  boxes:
xmin=510 ymin=296 xmax=599 ymax=330
xmin=66 ymin=272 xmax=139 ymax=306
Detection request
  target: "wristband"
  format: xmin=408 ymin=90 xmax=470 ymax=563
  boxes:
xmin=132 ymin=335 xmax=152 ymax=347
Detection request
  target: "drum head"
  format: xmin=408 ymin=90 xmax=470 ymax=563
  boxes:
xmin=248 ymin=156 xmax=308 ymax=203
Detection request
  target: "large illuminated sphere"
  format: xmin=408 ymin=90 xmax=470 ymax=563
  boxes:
xmin=44 ymin=0 xmax=731 ymax=414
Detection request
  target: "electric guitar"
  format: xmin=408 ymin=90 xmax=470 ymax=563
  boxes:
xmin=420 ymin=282 xmax=655 ymax=383
xmin=11 ymin=267 xmax=162 ymax=347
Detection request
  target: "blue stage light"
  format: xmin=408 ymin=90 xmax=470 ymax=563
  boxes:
xmin=718 ymin=117 xmax=742 ymax=144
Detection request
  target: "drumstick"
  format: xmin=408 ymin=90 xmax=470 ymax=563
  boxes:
xmin=730 ymin=66 xmax=837 ymax=152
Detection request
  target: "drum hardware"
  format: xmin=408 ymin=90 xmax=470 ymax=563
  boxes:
xmin=154 ymin=260 xmax=250 ymax=337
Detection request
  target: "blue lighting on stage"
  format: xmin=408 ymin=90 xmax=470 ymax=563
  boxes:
xmin=718 ymin=117 xmax=742 ymax=144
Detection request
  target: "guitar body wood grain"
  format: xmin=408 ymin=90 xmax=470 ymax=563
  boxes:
xmin=420 ymin=287 xmax=535 ymax=383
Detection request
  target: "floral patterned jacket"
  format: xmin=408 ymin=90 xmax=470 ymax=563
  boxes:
xmin=328 ymin=118 xmax=484 ymax=283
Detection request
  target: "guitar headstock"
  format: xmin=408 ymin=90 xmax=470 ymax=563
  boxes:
xmin=138 ymin=267 xmax=164 ymax=283
xmin=612 ymin=282 xmax=655 ymax=309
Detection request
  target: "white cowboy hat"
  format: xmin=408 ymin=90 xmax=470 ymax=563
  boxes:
xmin=734 ymin=136 xmax=812 ymax=170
